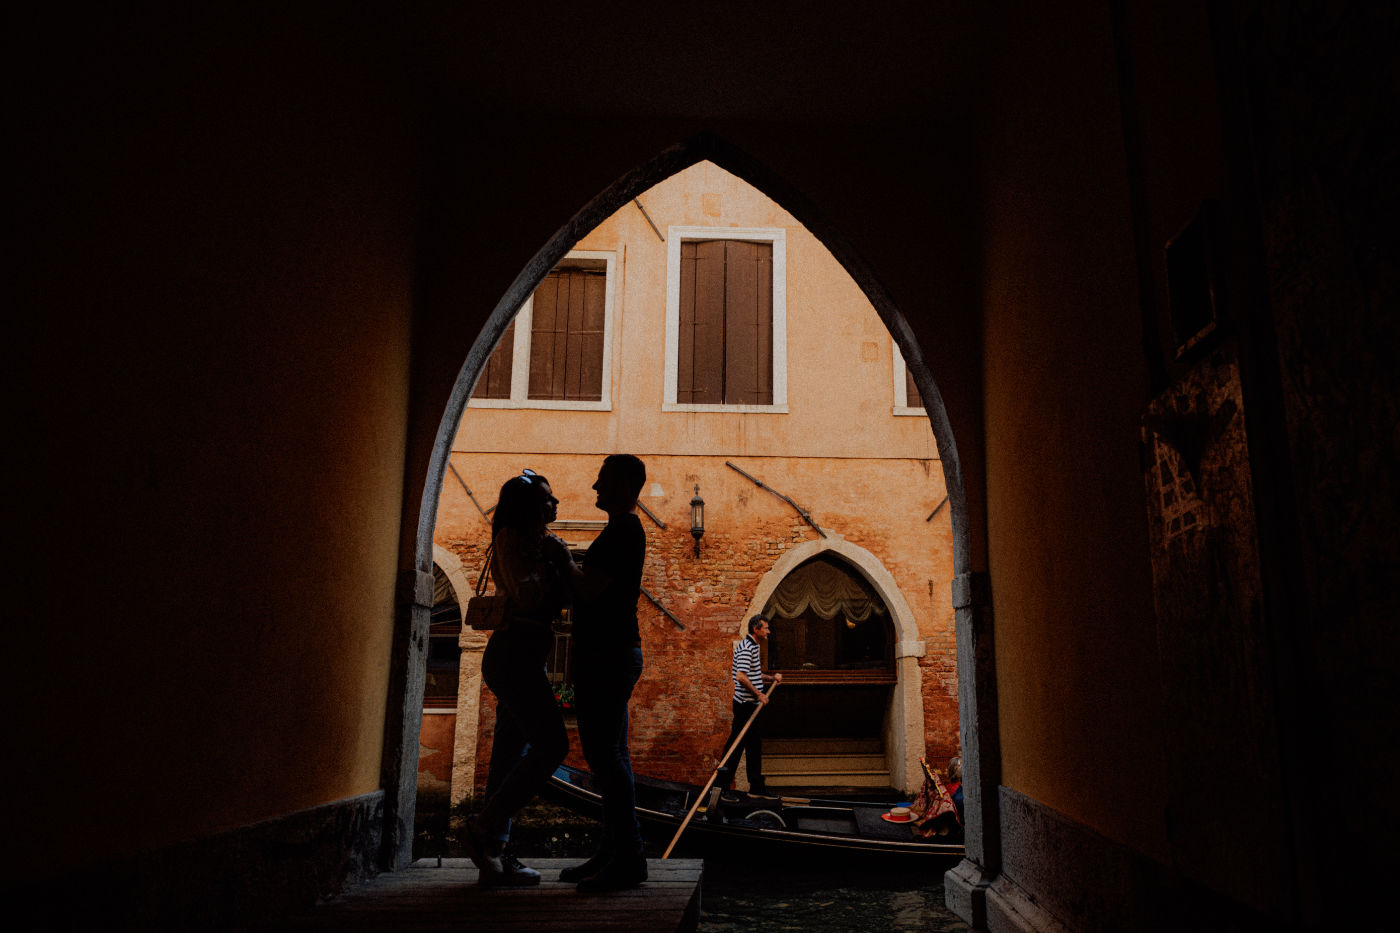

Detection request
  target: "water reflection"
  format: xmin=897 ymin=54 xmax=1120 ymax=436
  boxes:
xmin=698 ymin=859 xmax=969 ymax=932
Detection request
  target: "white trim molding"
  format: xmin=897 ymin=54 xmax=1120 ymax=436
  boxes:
xmin=892 ymin=342 xmax=927 ymax=416
xmin=467 ymin=249 xmax=617 ymax=412
xmin=663 ymin=225 xmax=788 ymax=413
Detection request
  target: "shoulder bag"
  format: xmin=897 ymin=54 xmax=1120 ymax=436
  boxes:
xmin=464 ymin=541 xmax=508 ymax=631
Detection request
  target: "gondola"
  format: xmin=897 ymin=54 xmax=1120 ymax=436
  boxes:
xmin=545 ymin=763 xmax=964 ymax=860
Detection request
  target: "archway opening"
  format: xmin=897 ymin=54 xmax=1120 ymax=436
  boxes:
xmin=403 ymin=134 xmax=975 ymax=864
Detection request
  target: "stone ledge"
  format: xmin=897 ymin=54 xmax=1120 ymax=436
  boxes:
xmin=945 ymin=857 xmax=993 ymax=929
xmin=15 ymin=790 xmax=384 ymax=932
xmin=986 ymin=872 xmax=1074 ymax=933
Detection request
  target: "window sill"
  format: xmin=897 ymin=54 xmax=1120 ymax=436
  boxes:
xmin=892 ymin=406 xmax=927 ymax=417
xmin=467 ymin=398 xmax=612 ymax=412
xmin=663 ymin=402 xmax=789 ymax=414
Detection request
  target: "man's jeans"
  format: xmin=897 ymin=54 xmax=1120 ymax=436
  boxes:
xmin=573 ymin=645 xmax=645 ymax=859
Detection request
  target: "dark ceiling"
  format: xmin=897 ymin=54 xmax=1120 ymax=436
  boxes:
xmin=407 ymin=1 xmax=990 ymax=123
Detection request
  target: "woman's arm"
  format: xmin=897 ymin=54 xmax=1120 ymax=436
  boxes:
xmin=545 ymin=534 xmax=610 ymax=600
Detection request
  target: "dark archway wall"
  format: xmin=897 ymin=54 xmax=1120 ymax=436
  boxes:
xmin=13 ymin=2 xmax=1396 ymax=930
xmin=976 ymin=0 xmax=1169 ymax=853
xmin=970 ymin=2 xmax=1399 ymax=929
xmin=12 ymin=5 xmax=426 ymax=886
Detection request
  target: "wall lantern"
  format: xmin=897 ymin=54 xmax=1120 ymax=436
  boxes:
xmin=689 ymin=484 xmax=705 ymax=558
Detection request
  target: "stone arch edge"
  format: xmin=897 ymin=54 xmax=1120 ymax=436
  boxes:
xmin=738 ymin=536 xmax=929 ymax=793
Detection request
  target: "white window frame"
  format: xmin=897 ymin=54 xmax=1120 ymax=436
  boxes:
xmin=468 ymin=249 xmax=617 ymax=411
xmin=892 ymin=343 xmax=927 ymax=416
xmin=663 ymin=226 xmax=788 ymax=413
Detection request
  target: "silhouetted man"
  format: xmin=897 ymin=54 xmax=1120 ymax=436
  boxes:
xmin=557 ymin=454 xmax=649 ymax=892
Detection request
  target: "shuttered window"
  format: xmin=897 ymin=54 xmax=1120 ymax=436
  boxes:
xmin=528 ymin=260 xmax=606 ymax=401
xmin=904 ymin=365 xmax=924 ymax=410
xmin=677 ymin=240 xmax=773 ymax=405
xmin=892 ymin=344 xmax=926 ymax=414
xmin=471 ymin=321 xmax=515 ymax=400
xmin=468 ymin=252 xmax=615 ymax=409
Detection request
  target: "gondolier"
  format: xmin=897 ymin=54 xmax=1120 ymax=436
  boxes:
xmin=717 ymin=615 xmax=782 ymax=797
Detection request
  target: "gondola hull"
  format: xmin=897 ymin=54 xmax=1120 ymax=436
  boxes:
xmin=545 ymin=764 xmax=963 ymax=861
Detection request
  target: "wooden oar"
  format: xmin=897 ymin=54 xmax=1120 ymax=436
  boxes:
xmin=661 ymin=681 xmax=781 ymax=859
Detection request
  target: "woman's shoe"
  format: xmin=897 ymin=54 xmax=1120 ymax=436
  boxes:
xmin=480 ymin=853 xmax=541 ymax=888
xmin=462 ymin=817 xmax=504 ymax=875
xmin=576 ymin=855 xmax=647 ymax=893
xmin=559 ymin=852 xmax=609 ymax=883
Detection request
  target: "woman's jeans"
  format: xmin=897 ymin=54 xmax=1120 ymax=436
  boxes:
xmin=573 ymin=645 xmax=644 ymax=859
xmin=480 ymin=622 xmax=569 ymax=844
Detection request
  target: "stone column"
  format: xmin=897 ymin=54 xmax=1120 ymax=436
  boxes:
xmin=944 ymin=570 xmax=1000 ymax=930
xmin=449 ymin=628 xmax=489 ymax=806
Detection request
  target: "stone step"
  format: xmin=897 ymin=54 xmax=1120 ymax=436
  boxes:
xmin=765 ymin=737 xmax=883 ymax=755
xmin=767 ymin=770 xmax=892 ymax=788
xmin=753 ymin=738 xmax=891 ymax=789
xmin=765 ymin=753 xmax=888 ymax=773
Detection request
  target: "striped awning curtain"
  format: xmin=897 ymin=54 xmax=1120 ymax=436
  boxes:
xmin=431 ymin=565 xmax=461 ymax=629
xmin=764 ymin=561 xmax=888 ymax=622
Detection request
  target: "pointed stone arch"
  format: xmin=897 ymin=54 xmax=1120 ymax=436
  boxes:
xmin=392 ymin=132 xmax=993 ymax=878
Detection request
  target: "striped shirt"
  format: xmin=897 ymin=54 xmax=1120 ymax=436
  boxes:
xmin=731 ymin=635 xmax=764 ymax=703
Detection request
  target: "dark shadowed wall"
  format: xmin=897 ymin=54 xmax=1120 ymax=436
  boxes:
xmin=11 ymin=2 xmax=1395 ymax=930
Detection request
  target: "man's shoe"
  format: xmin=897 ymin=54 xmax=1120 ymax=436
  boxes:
xmin=480 ymin=853 xmax=541 ymax=888
xmin=559 ymin=853 xmax=609 ymax=883
xmin=576 ymin=855 xmax=647 ymax=893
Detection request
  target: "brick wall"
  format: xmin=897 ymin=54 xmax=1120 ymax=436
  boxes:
xmin=447 ymin=454 xmax=959 ymax=793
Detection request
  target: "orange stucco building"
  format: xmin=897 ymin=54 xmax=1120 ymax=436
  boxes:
xmin=425 ymin=161 xmax=956 ymax=801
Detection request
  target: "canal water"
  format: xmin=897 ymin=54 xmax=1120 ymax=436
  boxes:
xmin=697 ymin=858 xmax=969 ymax=933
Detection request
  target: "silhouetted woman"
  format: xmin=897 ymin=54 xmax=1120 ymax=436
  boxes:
xmin=464 ymin=470 xmax=572 ymax=887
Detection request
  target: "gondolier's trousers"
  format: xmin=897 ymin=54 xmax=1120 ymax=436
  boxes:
xmin=718 ymin=700 xmax=765 ymax=794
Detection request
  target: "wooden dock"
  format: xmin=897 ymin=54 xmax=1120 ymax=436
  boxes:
xmin=262 ymin=858 xmax=704 ymax=932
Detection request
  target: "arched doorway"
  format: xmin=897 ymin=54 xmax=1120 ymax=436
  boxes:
xmin=744 ymin=537 xmax=927 ymax=792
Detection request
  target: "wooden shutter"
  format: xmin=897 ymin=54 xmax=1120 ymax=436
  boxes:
xmin=678 ymin=240 xmax=772 ymax=404
xmin=529 ymin=271 xmax=565 ymax=399
xmin=723 ymin=240 xmax=773 ymax=405
xmin=471 ymin=321 xmax=515 ymax=399
xmin=679 ymin=241 xmax=726 ymax=403
xmin=904 ymin=364 xmax=924 ymax=409
xmin=528 ymin=262 xmax=606 ymax=401
xmin=570 ymin=269 xmax=605 ymax=400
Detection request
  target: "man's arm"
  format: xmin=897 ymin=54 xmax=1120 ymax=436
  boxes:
xmin=737 ymin=671 xmax=782 ymax=705
xmin=736 ymin=671 xmax=766 ymax=705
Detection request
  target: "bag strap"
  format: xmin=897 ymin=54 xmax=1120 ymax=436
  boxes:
xmin=475 ymin=540 xmax=495 ymax=597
